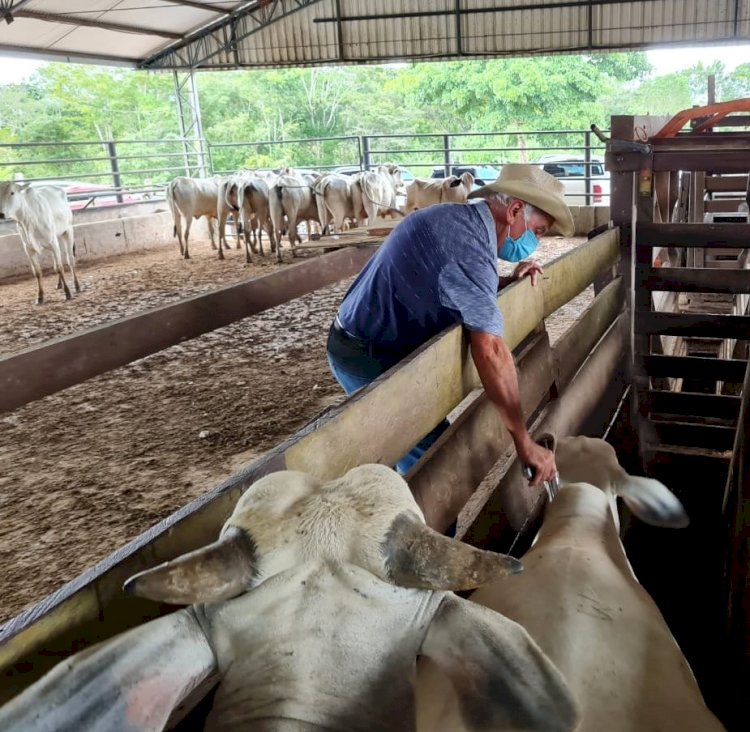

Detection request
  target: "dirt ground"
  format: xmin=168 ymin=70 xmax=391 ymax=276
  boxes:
xmin=0 ymin=234 xmax=588 ymax=625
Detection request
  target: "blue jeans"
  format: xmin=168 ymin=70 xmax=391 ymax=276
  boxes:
xmin=326 ymin=351 xmax=450 ymax=475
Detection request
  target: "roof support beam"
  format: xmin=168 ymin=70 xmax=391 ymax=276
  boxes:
xmin=15 ymin=10 xmax=183 ymax=39
xmin=313 ymin=0 xmax=671 ymax=24
xmin=163 ymin=0 xmax=231 ymax=13
xmin=142 ymin=0 xmax=324 ymax=70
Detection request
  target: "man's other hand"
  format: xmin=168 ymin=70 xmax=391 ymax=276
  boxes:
xmin=512 ymin=261 xmax=544 ymax=287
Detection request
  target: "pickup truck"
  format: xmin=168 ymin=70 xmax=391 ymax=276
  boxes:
xmin=533 ymin=155 xmax=610 ymax=205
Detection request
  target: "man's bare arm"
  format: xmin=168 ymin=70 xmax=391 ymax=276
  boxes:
xmin=469 ymin=330 xmax=556 ymax=486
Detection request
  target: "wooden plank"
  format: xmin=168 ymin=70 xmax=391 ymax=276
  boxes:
xmin=609 ymin=148 xmax=750 ymax=174
xmin=642 ymin=354 xmax=748 ymax=382
xmin=409 ymin=276 xmax=624 ymax=534
xmin=705 ymin=176 xmax=749 ymax=193
xmin=608 ymin=115 xmax=671 ymax=228
xmin=635 ymin=223 xmax=750 ymax=248
xmin=553 ymin=277 xmax=623 ymax=388
xmin=460 ymin=313 xmax=626 ymax=548
xmin=722 ymin=357 xmax=750 ymax=729
xmin=648 ymin=419 xmax=737 ymax=452
xmin=635 ymin=311 xmax=750 ymax=339
xmin=0 ymin=246 xmax=377 ymax=415
xmin=284 ymin=228 xmax=620 ymax=480
xmin=690 ymin=171 xmax=706 ymax=224
xmin=705 ymin=199 xmax=747 ymax=213
xmin=0 ymin=228 xmax=621 ymax=693
xmin=643 ymin=267 xmax=750 ymax=294
xmin=644 ymin=390 xmax=741 ymax=422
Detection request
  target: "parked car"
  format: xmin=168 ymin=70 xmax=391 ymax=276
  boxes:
xmin=532 ymin=155 xmax=610 ymax=205
xmin=429 ymin=164 xmax=501 ymax=190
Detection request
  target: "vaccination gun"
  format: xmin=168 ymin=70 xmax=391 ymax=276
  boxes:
xmin=521 ymin=433 xmax=560 ymax=502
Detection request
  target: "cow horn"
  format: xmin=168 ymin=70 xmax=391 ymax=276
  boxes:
xmin=123 ymin=527 xmax=257 ymax=605
xmin=381 ymin=512 xmax=522 ymax=591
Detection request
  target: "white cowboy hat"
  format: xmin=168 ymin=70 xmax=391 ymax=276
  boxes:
xmin=468 ymin=164 xmax=575 ymax=237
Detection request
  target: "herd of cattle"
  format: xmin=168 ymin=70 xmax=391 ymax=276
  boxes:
xmin=167 ymin=165 xmax=475 ymax=262
xmin=0 ymin=436 xmax=725 ymax=730
xmin=0 ymin=167 xmax=475 ymax=304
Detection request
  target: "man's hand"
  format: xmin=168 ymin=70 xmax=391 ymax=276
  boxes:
xmin=516 ymin=436 xmax=557 ymax=487
xmin=512 ymin=261 xmax=544 ymax=287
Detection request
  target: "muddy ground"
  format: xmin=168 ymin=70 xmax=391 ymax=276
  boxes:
xmin=0 ymin=234 xmax=588 ymax=624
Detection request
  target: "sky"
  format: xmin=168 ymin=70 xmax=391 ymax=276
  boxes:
xmin=1 ymin=44 xmax=750 ymax=85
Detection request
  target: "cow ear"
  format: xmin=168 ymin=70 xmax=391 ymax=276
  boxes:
xmin=124 ymin=526 xmax=258 ymax=604
xmin=615 ymin=474 xmax=689 ymax=528
xmin=416 ymin=595 xmax=580 ymax=732
xmin=0 ymin=609 xmax=217 ymax=732
xmin=448 ymin=176 xmax=462 ymax=188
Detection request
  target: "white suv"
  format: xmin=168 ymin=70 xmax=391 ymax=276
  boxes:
xmin=533 ymin=155 xmax=610 ymax=205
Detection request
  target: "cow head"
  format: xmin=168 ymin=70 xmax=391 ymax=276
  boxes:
xmin=125 ymin=464 xmax=522 ymax=604
xmin=459 ymin=171 xmax=475 ymax=191
xmin=2 ymin=465 xmax=582 ymax=732
xmin=0 ymin=181 xmax=27 ymax=220
xmin=443 ymin=172 xmax=475 ymax=203
xmin=375 ymin=164 xmax=404 ymax=192
xmin=554 ymin=435 xmax=689 ymax=529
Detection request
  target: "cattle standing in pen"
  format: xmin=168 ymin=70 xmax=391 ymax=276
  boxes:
xmin=270 ymin=171 xmax=322 ymax=262
xmin=415 ymin=436 xmax=726 ymax=732
xmin=0 ymin=464 xmax=579 ymax=732
xmin=217 ymin=174 xmax=250 ymax=258
xmin=352 ymin=164 xmax=404 ymax=223
xmin=0 ymin=181 xmax=79 ymax=305
xmin=314 ymin=172 xmax=360 ymax=234
xmin=166 ymin=176 xmax=224 ymax=259
xmin=237 ymin=175 xmax=275 ymax=261
xmin=404 ymin=172 xmax=475 ymax=213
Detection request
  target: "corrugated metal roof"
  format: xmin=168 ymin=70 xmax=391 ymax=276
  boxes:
xmin=0 ymin=1 xmax=749 ymax=71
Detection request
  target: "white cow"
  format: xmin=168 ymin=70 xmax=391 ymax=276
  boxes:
xmin=166 ymin=176 xmax=224 ymax=259
xmin=237 ymin=175 xmax=275 ymax=261
xmin=314 ymin=172 xmax=361 ymax=233
xmin=0 ymin=182 xmax=78 ymax=304
xmin=216 ymin=174 xmax=250 ymax=259
xmin=352 ymin=164 xmax=404 ymax=223
xmin=416 ymin=436 xmax=726 ymax=732
xmin=0 ymin=464 xmax=579 ymax=732
xmin=269 ymin=172 xmax=321 ymax=262
xmin=404 ymin=172 xmax=475 ymax=213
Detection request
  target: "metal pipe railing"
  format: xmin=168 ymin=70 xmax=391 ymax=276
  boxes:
xmin=0 ymin=129 xmax=610 ymax=207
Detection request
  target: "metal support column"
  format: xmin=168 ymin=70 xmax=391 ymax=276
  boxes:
xmin=173 ymin=69 xmax=208 ymax=177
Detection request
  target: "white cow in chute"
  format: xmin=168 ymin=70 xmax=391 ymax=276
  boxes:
xmin=416 ymin=436 xmax=726 ymax=732
xmin=0 ymin=464 xmax=579 ymax=732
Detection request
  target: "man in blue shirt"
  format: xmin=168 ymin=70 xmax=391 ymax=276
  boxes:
xmin=326 ymin=164 xmax=574 ymax=486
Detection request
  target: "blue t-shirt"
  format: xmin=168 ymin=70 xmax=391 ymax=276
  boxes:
xmin=337 ymin=200 xmax=503 ymax=355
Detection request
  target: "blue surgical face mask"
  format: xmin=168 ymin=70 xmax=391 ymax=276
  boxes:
xmin=499 ymin=206 xmax=539 ymax=262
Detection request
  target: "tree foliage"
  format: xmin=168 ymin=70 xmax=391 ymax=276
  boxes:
xmin=0 ymin=52 xmax=748 ymax=184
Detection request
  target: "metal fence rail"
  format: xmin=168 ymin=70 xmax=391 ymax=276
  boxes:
xmin=0 ymin=138 xmax=206 ymax=209
xmin=0 ymin=129 xmax=609 ymax=209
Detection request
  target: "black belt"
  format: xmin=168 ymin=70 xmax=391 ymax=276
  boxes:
xmin=327 ymin=318 xmax=409 ymax=363
xmin=331 ymin=317 xmax=369 ymax=347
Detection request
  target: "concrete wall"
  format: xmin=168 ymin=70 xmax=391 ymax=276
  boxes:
xmin=0 ymin=202 xmax=212 ymax=281
xmin=569 ymin=205 xmax=611 ymax=236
